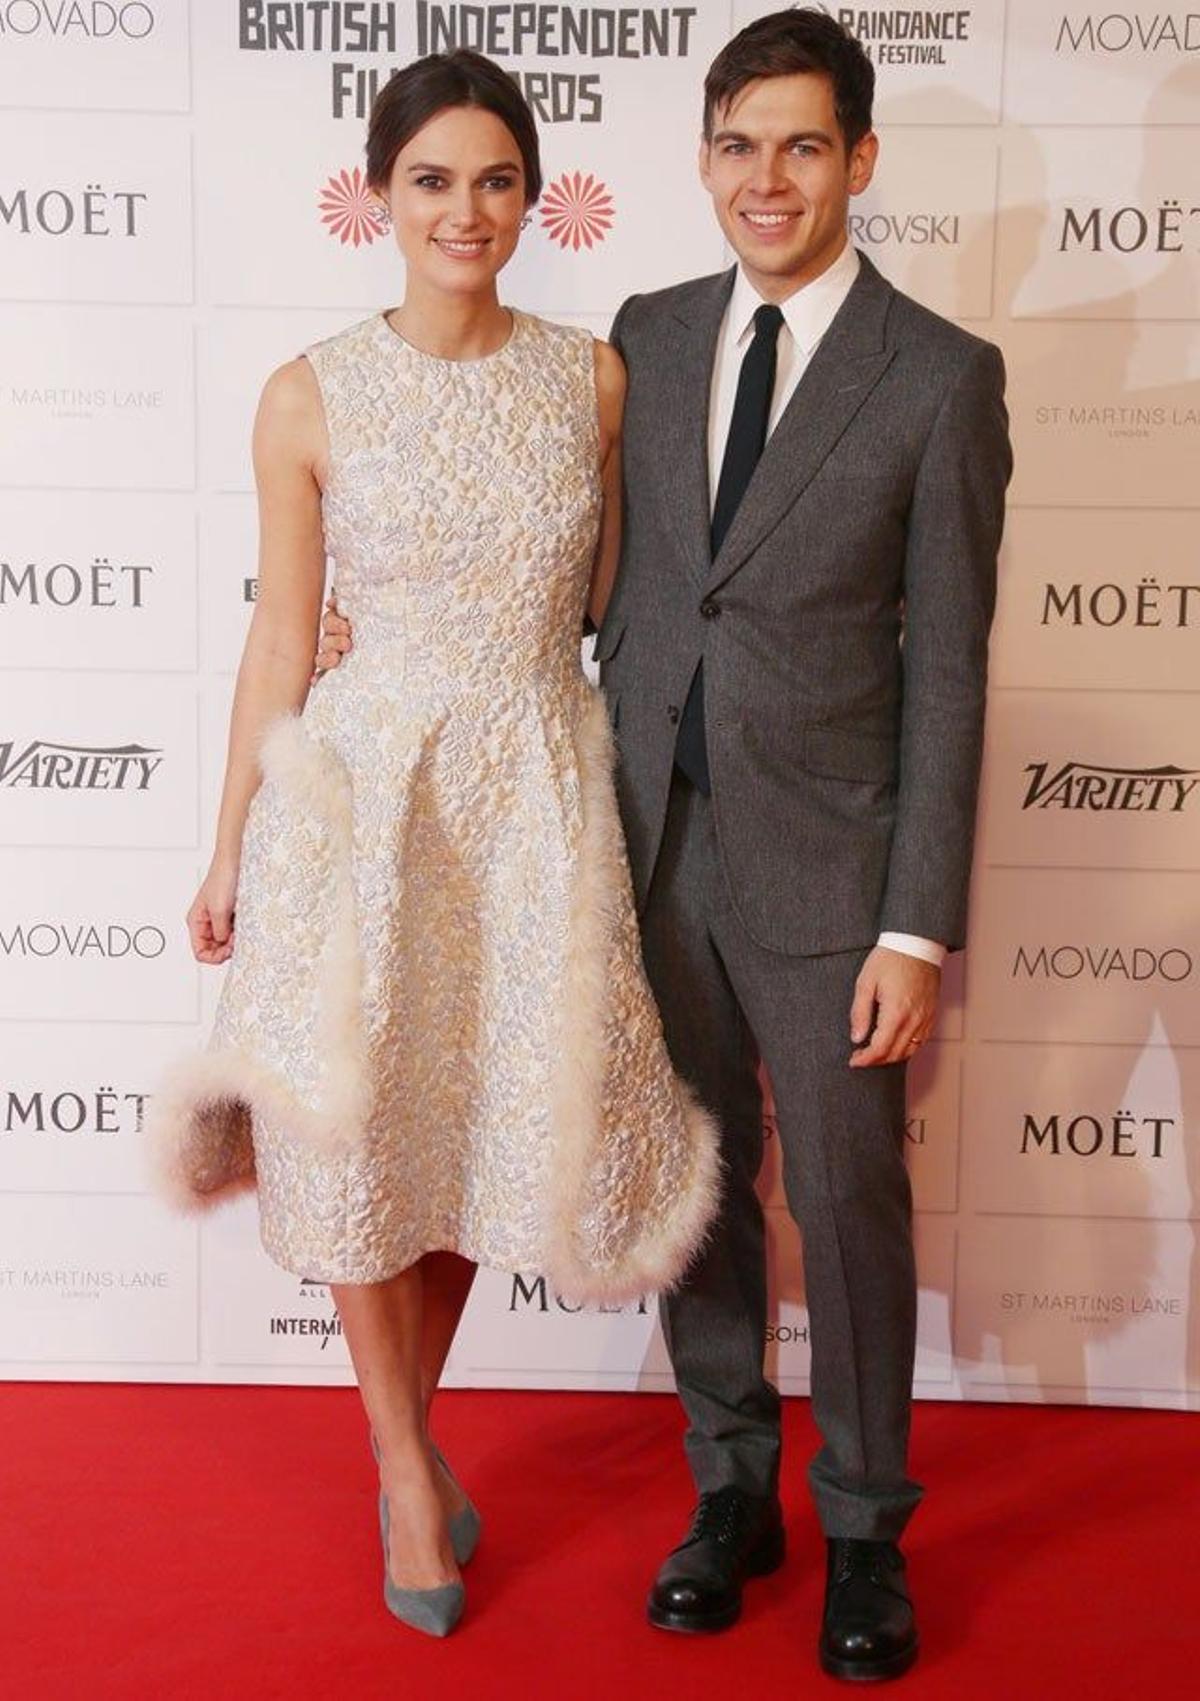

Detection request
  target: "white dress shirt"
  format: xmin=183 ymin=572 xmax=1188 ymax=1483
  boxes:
xmin=707 ymin=240 xmax=945 ymax=970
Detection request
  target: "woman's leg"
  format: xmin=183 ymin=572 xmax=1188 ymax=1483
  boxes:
xmin=418 ymin=1251 xmax=476 ymax=1416
xmin=418 ymin=1251 xmax=477 ymax=1516
xmin=332 ymin=1266 xmax=458 ymax=1589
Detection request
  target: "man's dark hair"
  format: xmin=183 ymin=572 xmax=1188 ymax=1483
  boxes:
xmin=366 ymin=49 xmax=542 ymax=205
xmin=703 ymin=8 xmax=875 ymax=152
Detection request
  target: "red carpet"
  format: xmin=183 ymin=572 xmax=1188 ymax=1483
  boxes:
xmin=2 ymin=1386 xmax=1197 ymax=1699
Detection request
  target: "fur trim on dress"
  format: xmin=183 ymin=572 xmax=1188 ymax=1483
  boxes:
xmin=146 ymin=695 xmax=721 ymax=1299
xmin=542 ymin=690 xmax=722 ymax=1303
xmin=144 ymin=713 xmax=370 ymax=1212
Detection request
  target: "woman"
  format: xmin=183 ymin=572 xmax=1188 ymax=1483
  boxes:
xmin=148 ymin=51 xmax=718 ymax=1638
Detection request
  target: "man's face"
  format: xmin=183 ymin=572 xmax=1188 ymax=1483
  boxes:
xmin=699 ymin=71 xmax=877 ymax=300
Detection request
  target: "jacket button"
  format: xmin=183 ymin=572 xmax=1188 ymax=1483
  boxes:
xmin=667 ymin=704 xmax=680 ymax=724
xmin=700 ymin=600 xmax=720 ymax=620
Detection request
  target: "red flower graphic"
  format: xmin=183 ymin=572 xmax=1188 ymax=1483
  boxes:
xmin=539 ymin=171 xmax=615 ymax=251
xmin=318 ymin=167 xmax=387 ymax=247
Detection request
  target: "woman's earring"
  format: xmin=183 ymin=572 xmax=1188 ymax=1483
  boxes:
xmin=374 ymin=200 xmax=392 ymax=231
xmin=520 ymin=213 xmax=533 ymax=231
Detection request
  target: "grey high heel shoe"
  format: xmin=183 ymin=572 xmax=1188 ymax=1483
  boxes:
xmin=370 ymin=1432 xmax=482 ymax=1566
xmin=378 ymin=1485 xmax=465 ymax=1638
xmin=432 ymin=1445 xmax=483 ymax=1567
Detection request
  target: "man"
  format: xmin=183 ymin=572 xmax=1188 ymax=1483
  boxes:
xmin=595 ymin=10 xmax=1009 ymax=1681
xmin=319 ymin=10 xmax=1010 ymax=1680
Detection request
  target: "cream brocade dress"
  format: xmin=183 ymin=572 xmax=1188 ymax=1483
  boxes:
xmin=150 ymin=309 xmax=719 ymax=1298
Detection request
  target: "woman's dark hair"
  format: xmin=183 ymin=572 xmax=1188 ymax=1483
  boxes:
xmin=703 ymin=8 xmax=875 ymax=152
xmin=366 ymin=49 xmax=542 ymax=204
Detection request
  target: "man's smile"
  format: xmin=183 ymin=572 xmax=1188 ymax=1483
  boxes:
xmin=739 ymin=208 xmax=803 ymax=237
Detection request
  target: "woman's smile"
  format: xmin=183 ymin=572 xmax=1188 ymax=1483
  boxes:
xmin=432 ymin=234 xmax=492 ymax=258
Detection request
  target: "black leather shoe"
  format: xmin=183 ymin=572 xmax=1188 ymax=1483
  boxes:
xmin=819 ymin=1538 xmax=918 ymax=1681
xmin=647 ymin=1486 xmax=785 ymax=1633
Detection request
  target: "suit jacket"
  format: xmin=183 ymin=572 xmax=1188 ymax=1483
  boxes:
xmin=597 ymin=252 xmax=1012 ymax=957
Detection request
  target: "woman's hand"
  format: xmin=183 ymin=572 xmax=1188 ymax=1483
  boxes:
xmin=313 ymin=596 xmax=353 ymax=679
xmin=187 ymin=857 xmax=240 ymax=965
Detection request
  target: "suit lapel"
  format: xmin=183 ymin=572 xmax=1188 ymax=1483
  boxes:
xmin=653 ymin=269 xmax=734 ymax=582
xmin=702 ymin=255 xmax=896 ymax=596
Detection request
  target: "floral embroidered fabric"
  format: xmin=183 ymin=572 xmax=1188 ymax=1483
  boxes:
xmin=149 ymin=310 xmax=719 ymax=1298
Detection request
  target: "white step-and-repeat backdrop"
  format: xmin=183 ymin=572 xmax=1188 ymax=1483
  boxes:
xmin=2 ymin=3 xmax=1198 ymax=1406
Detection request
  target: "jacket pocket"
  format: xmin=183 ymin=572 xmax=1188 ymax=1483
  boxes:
xmin=804 ymin=725 xmax=897 ymax=784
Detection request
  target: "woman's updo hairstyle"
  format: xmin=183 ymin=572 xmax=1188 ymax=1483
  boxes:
xmin=366 ymin=49 xmax=543 ymax=207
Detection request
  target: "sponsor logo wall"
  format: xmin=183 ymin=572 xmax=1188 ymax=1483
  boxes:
xmin=0 ymin=3 xmax=1195 ymax=1411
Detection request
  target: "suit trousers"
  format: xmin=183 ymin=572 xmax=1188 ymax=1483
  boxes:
xmin=641 ymin=771 xmax=923 ymax=1541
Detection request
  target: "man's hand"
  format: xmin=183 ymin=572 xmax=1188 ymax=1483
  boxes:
xmin=313 ymin=596 xmax=353 ymax=680
xmin=849 ymin=946 xmax=940 ymax=1068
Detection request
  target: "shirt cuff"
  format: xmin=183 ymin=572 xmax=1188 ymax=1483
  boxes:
xmin=877 ymin=932 xmax=947 ymax=968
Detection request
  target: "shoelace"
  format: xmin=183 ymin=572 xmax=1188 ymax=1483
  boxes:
xmin=688 ymin=1491 xmax=750 ymax=1549
xmin=831 ymin=1540 xmax=901 ymax=1589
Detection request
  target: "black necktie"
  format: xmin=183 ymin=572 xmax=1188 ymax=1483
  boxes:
xmin=675 ymin=302 xmax=784 ymax=794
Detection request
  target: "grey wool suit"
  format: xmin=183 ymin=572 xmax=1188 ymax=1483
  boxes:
xmin=598 ymin=253 xmax=1011 ymax=1539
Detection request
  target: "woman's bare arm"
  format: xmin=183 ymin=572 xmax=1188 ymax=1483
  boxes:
xmin=187 ymin=358 xmax=327 ymax=963
xmin=586 ymin=338 xmax=627 ymax=631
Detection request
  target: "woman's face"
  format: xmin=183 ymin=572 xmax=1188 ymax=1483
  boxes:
xmin=381 ymin=104 xmax=528 ymax=294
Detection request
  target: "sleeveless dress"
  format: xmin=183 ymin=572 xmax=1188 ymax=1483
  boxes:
xmin=148 ymin=310 xmax=719 ymax=1300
